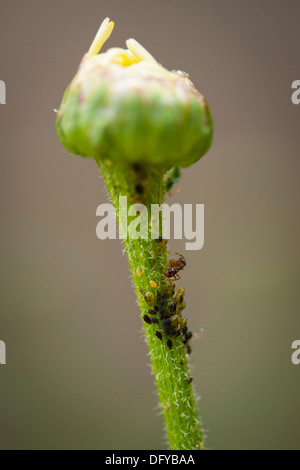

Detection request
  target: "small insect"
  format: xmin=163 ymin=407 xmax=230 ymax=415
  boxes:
xmin=186 ymin=331 xmax=193 ymax=341
xmin=169 ymin=329 xmax=178 ymax=337
xmin=162 ymin=318 xmax=171 ymax=329
xmin=187 ymin=377 xmax=193 ymax=385
xmin=143 ymin=314 xmax=152 ymax=325
xmin=163 ymin=254 xmax=186 ymax=281
xmin=136 ymin=267 xmax=142 ymax=278
xmin=174 ymin=287 xmax=185 ymax=304
xmin=151 ymin=318 xmax=159 ymax=324
xmin=155 ymin=239 xmax=168 ymax=255
xmin=165 ymin=282 xmax=175 ymax=296
xmin=167 ymin=339 xmax=173 ymax=350
xmin=148 ymin=309 xmax=157 ymax=316
xmin=183 ymin=330 xmax=193 ymax=344
xmin=149 ymin=280 xmax=158 ymax=288
xmin=135 ymin=183 xmax=144 ymax=195
xmin=167 ymin=302 xmax=177 ymax=314
xmin=156 ymin=331 xmax=163 ymax=340
xmin=144 ymin=291 xmax=154 ymax=305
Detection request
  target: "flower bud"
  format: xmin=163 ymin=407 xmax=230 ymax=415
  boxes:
xmin=56 ymin=18 xmax=213 ymax=170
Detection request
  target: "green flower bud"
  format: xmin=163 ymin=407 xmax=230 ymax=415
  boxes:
xmin=56 ymin=18 xmax=213 ymax=170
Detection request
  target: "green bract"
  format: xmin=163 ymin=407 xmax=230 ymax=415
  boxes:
xmin=56 ymin=19 xmax=213 ymax=170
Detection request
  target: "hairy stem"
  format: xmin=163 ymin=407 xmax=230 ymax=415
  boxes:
xmin=96 ymin=158 xmax=204 ymax=450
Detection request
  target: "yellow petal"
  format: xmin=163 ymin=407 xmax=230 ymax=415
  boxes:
xmin=87 ymin=17 xmax=114 ymax=57
xmin=126 ymin=38 xmax=158 ymax=64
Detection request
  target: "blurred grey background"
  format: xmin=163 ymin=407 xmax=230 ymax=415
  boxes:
xmin=0 ymin=0 xmax=299 ymax=450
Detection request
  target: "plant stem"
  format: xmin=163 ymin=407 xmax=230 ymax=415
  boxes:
xmin=96 ymin=158 xmax=204 ymax=450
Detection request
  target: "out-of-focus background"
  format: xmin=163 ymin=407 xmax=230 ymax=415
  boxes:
xmin=0 ymin=0 xmax=299 ymax=450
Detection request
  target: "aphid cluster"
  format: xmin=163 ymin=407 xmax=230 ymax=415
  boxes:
xmin=140 ymin=248 xmax=193 ymax=353
xmin=141 ymin=284 xmax=193 ymax=354
xmin=160 ymin=287 xmax=193 ymax=354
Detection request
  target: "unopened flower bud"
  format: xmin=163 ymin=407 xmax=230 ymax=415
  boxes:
xmin=56 ymin=18 xmax=213 ymax=170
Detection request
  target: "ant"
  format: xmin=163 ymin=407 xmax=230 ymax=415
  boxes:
xmin=163 ymin=254 xmax=186 ymax=281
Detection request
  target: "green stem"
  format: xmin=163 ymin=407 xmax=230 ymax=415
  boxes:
xmin=96 ymin=158 xmax=204 ymax=450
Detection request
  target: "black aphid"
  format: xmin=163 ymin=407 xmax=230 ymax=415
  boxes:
xmin=162 ymin=318 xmax=171 ymax=329
xmin=148 ymin=309 xmax=157 ymax=316
xmin=135 ymin=183 xmax=144 ymax=194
